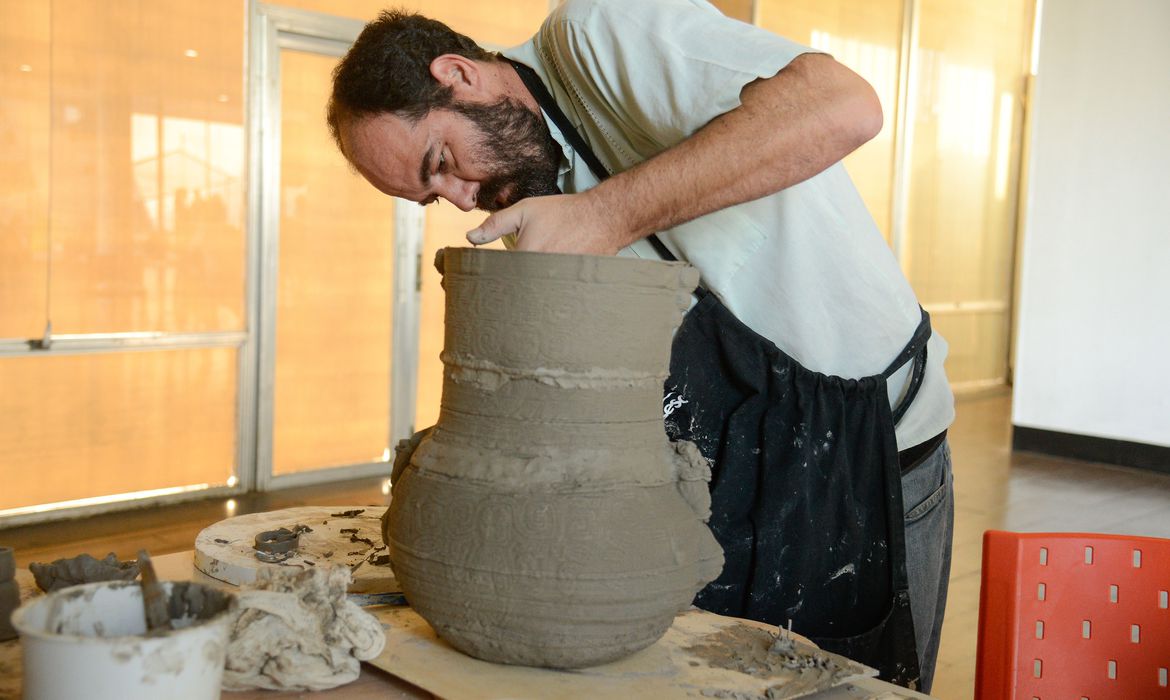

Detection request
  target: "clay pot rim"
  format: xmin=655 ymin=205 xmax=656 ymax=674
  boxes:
xmin=437 ymin=246 xmax=700 ymax=290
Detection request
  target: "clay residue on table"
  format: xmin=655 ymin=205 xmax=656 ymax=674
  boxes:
xmin=685 ymin=623 xmax=868 ymax=699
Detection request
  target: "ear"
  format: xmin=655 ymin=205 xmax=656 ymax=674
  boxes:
xmin=429 ymin=54 xmax=486 ymax=101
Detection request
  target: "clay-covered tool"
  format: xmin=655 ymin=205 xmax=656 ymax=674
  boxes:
xmin=137 ymin=550 xmax=172 ymax=633
xmin=346 ymin=591 xmax=407 ymax=607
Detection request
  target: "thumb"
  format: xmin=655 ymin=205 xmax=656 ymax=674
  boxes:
xmin=466 ymin=208 xmax=520 ymax=246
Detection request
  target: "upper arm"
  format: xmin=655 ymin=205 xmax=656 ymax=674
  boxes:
xmin=739 ymin=52 xmax=883 ymax=152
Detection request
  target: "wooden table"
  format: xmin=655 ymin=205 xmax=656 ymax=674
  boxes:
xmin=3 ymin=551 xmax=935 ymax=699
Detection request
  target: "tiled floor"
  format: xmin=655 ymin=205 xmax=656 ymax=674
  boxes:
xmin=2 ymin=390 xmax=1167 ymax=699
xmin=931 ymin=391 xmax=1170 ymax=699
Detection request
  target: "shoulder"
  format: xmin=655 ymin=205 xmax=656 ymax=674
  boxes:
xmin=535 ymin=0 xmax=737 ymax=76
xmin=542 ymin=0 xmax=725 ymax=40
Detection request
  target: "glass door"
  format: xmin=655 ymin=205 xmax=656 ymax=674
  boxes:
xmin=249 ymin=5 xmax=422 ymax=489
xmin=900 ymin=0 xmax=1033 ymax=391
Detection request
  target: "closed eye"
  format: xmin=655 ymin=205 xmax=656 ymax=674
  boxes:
xmin=417 ymin=151 xmax=450 ymax=206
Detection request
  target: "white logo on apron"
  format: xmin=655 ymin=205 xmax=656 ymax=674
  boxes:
xmin=663 ymin=392 xmax=688 ymax=419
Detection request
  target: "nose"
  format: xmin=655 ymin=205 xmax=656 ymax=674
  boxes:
xmin=440 ymin=178 xmax=478 ymax=212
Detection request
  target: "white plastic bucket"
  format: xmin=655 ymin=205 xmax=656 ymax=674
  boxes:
xmin=12 ymin=580 xmax=235 ymax=700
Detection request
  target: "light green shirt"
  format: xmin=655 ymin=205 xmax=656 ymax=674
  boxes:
xmin=503 ymin=0 xmax=953 ymax=448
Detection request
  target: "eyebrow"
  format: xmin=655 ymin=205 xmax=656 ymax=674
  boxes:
xmin=419 ymin=144 xmax=434 ymax=187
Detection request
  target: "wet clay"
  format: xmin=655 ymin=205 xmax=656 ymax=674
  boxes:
xmin=384 ymin=248 xmax=724 ymax=669
xmin=29 ymin=552 xmax=139 ymax=593
xmin=222 ymin=565 xmax=385 ymax=691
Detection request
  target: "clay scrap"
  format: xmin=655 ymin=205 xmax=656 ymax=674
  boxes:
xmin=0 ymin=546 xmax=16 ymax=641
xmin=28 ymin=552 xmax=139 ymax=592
xmin=222 ymin=565 xmax=386 ymax=691
xmin=385 ymin=248 xmax=724 ymax=669
xmin=253 ymin=524 xmax=311 ymax=563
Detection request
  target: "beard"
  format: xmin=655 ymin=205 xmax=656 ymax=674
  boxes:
xmin=448 ymin=97 xmax=562 ymax=212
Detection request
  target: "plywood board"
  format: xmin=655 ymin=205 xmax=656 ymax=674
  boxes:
xmin=366 ymin=605 xmax=878 ymax=699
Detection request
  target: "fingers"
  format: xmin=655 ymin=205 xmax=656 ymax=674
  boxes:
xmin=466 ymin=208 xmax=521 ymax=246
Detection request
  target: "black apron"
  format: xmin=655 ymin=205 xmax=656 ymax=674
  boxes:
xmin=512 ymin=59 xmax=926 ymax=689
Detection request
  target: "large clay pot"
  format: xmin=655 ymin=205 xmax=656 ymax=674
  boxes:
xmin=384 ymin=247 xmax=723 ymax=669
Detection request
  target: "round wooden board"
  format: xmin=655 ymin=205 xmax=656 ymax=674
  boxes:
xmin=193 ymin=506 xmax=399 ymax=594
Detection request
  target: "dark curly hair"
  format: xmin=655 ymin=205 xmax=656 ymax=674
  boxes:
xmin=327 ymin=9 xmax=496 ymax=155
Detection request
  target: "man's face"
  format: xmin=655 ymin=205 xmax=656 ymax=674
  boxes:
xmin=341 ymin=98 xmax=561 ymax=212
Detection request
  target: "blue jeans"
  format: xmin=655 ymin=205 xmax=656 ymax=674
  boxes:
xmin=901 ymin=438 xmax=955 ymax=694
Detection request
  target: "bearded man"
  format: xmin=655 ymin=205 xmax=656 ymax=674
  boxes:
xmin=328 ymin=2 xmax=955 ymax=692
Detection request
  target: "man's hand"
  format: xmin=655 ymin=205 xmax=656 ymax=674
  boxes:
xmin=466 ymin=192 xmax=621 ymax=255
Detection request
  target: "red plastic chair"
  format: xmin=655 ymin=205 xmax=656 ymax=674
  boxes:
xmin=976 ymin=530 xmax=1170 ymax=699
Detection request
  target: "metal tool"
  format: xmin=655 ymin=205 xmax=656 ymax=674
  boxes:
xmin=347 ymin=591 xmax=408 ymax=607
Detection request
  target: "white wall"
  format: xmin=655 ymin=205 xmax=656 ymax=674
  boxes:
xmin=1012 ymin=0 xmax=1170 ymax=447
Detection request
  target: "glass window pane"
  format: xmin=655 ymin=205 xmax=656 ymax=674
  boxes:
xmin=272 ymin=49 xmax=395 ymax=476
xmin=45 ymin=0 xmax=246 ymax=334
xmin=0 ymin=0 xmax=51 ymax=339
xmin=0 ymin=348 xmax=238 ymax=513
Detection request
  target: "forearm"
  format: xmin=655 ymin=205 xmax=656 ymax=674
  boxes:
xmin=585 ymin=53 xmax=882 ymax=250
xmin=466 ymin=53 xmax=882 ymax=254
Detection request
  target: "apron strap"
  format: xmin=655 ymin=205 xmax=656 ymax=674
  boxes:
xmin=882 ymin=306 xmax=931 ymax=426
xmin=508 ymin=58 xmax=686 ymax=268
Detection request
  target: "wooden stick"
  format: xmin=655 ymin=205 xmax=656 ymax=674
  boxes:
xmin=137 ymin=550 xmax=172 ymax=632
